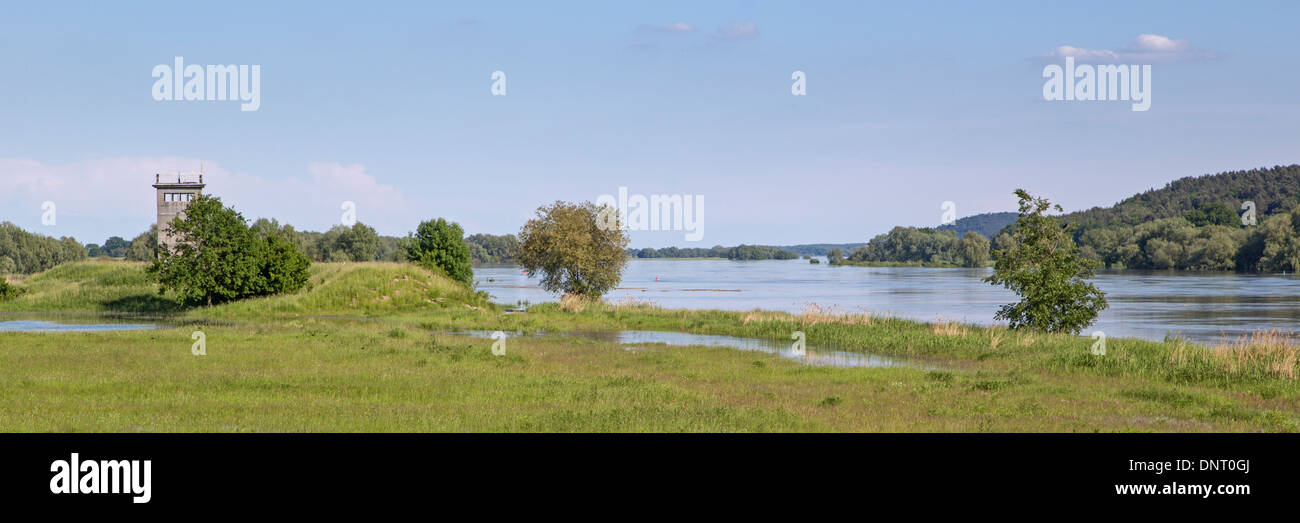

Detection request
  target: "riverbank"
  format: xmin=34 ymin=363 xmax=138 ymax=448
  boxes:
xmin=829 ymin=260 xmax=975 ymax=268
xmin=1 ymin=261 xmax=1297 ymax=432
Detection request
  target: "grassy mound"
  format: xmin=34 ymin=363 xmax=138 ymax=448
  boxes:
xmin=0 ymin=259 xmax=172 ymax=313
xmin=0 ymin=260 xmax=494 ymax=317
xmin=208 ymin=262 xmax=495 ymax=317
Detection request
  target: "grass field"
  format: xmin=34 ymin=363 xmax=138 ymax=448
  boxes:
xmin=1 ymin=260 xmax=1297 ymax=432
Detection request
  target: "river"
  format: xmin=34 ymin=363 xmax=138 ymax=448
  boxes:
xmin=473 ymin=259 xmax=1300 ymax=344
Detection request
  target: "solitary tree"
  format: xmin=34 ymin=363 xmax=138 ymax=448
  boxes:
xmin=984 ymin=189 xmax=1107 ymax=333
xmin=406 ymin=218 xmax=473 ymax=285
xmin=517 ymin=201 xmax=629 ymax=299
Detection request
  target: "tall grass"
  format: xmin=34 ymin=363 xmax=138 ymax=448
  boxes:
xmin=1171 ymin=330 xmax=1300 ymax=380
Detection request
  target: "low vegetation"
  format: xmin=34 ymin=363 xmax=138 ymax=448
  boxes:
xmin=0 ymin=277 xmax=25 ymax=301
xmin=1 ymin=260 xmax=1297 ymax=432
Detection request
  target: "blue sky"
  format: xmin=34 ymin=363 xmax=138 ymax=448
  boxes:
xmin=2 ymin=1 xmax=1298 ymax=247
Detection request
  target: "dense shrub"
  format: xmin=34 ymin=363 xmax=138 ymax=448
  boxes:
xmin=406 ymin=218 xmax=474 ymax=286
xmin=152 ymin=195 xmax=311 ymax=306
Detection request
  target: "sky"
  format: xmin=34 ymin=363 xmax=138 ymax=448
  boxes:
xmin=2 ymin=0 xmax=1298 ymax=248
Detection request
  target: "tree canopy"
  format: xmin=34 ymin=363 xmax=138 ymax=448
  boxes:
xmin=517 ymin=201 xmax=629 ymax=298
xmin=151 ymin=195 xmax=311 ymax=306
xmin=984 ymin=190 xmax=1107 ymax=333
xmin=406 ymin=218 xmax=474 ymax=286
xmin=0 ymin=222 xmax=85 ymax=275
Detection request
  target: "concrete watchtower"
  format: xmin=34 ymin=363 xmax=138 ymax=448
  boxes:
xmin=153 ymin=172 xmax=205 ymax=251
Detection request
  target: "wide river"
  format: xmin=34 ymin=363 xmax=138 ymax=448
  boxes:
xmin=474 ymin=259 xmax=1300 ymax=344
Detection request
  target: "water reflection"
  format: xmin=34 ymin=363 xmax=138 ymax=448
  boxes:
xmin=442 ymin=330 xmax=928 ymax=369
xmin=0 ymin=320 xmax=163 ymax=333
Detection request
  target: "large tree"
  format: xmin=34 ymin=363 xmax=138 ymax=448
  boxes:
xmin=152 ymin=195 xmax=310 ymax=306
xmin=406 ymin=218 xmax=473 ymax=285
xmin=984 ymin=190 xmax=1108 ymax=333
xmin=517 ymin=201 xmax=629 ymax=299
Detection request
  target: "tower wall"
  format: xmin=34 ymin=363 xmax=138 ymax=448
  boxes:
xmin=153 ymin=174 xmax=205 ymax=252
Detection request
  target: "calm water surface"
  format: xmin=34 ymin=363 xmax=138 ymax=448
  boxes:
xmin=444 ymin=330 xmax=929 ymax=369
xmin=0 ymin=320 xmax=162 ymax=333
xmin=474 ymin=259 xmax=1300 ymax=344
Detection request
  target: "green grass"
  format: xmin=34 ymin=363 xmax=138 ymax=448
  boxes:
xmin=1 ymin=260 xmax=1297 ymax=432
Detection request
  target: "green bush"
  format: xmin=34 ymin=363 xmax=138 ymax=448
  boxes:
xmin=406 ymin=218 xmax=473 ymax=286
xmin=0 ymin=279 xmax=25 ymax=301
xmin=152 ymin=195 xmax=311 ymax=306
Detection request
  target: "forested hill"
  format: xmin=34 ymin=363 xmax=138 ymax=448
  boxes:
xmin=1062 ymin=165 xmax=1300 ymax=228
xmin=936 ymin=212 xmax=1018 ymax=239
xmin=838 ymin=164 xmax=1300 ymax=272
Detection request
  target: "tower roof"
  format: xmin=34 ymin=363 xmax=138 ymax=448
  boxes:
xmin=153 ymin=173 xmax=205 ymax=188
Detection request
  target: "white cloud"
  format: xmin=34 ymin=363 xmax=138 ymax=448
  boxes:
xmin=1128 ymin=34 xmax=1188 ymax=53
xmin=717 ymin=22 xmax=758 ymax=40
xmin=647 ymin=21 xmax=694 ymax=33
xmin=0 ymin=157 xmax=414 ymax=242
xmin=1048 ymin=45 xmax=1121 ymax=62
xmin=1041 ymin=34 xmax=1216 ymax=63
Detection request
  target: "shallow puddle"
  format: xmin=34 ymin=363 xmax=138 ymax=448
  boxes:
xmin=0 ymin=320 xmax=163 ymax=333
xmin=441 ymin=329 xmax=928 ymax=369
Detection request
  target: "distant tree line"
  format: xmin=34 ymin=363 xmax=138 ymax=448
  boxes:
xmin=1060 ymin=165 xmax=1300 ymax=272
xmin=845 ymin=165 xmax=1300 ymax=273
xmin=85 ymin=236 xmax=131 ymax=258
xmin=0 ymin=222 xmax=86 ymax=275
xmin=935 ymin=212 xmax=1018 ymax=239
xmin=837 ymin=227 xmax=990 ymax=268
xmin=775 ymin=243 xmax=867 ymax=256
xmin=629 ymin=244 xmax=799 ymax=260
xmin=465 ymin=233 xmax=519 ymax=264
